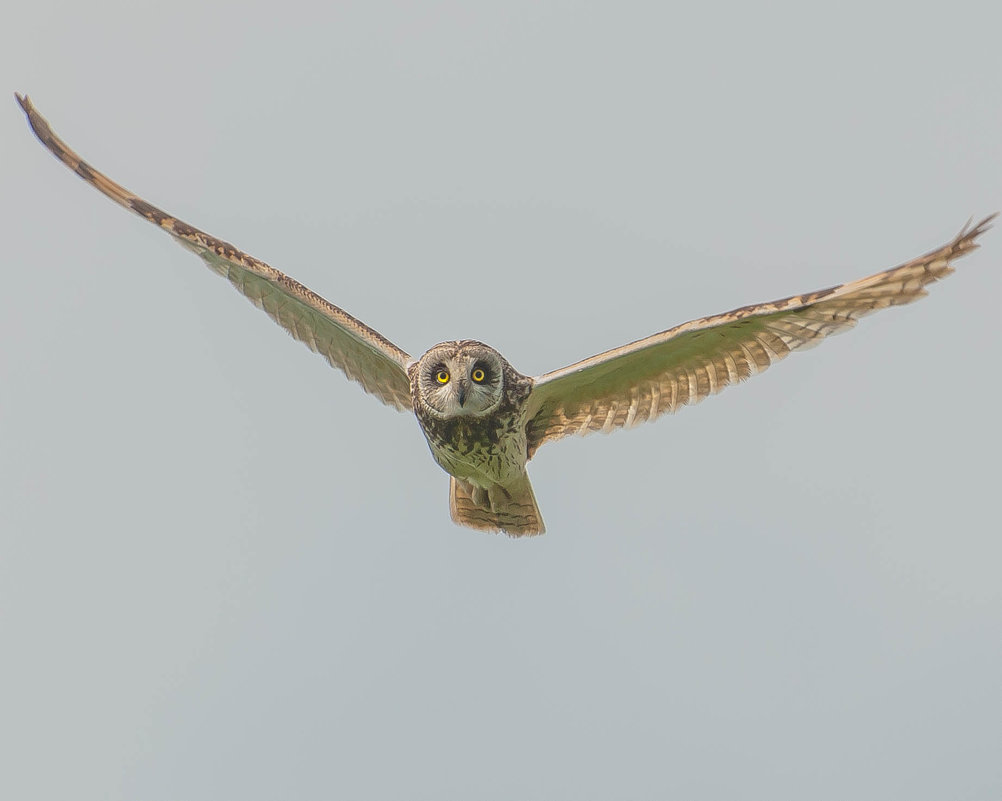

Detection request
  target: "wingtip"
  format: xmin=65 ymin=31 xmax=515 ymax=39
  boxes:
xmin=978 ymin=211 xmax=999 ymax=231
xmin=15 ymin=93 xmax=60 ymax=152
xmin=960 ymin=212 xmax=998 ymax=240
xmin=949 ymin=213 xmax=997 ymax=257
xmin=14 ymin=92 xmax=40 ymax=131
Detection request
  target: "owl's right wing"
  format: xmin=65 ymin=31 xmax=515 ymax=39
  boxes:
xmin=524 ymin=215 xmax=994 ymax=455
xmin=17 ymin=94 xmax=413 ymax=411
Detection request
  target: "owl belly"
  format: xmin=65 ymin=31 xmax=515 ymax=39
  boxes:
xmin=421 ymin=416 xmax=528 ymax=488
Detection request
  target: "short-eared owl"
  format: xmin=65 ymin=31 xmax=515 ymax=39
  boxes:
xmin=17 ymin=95 xmax=994 ymax=537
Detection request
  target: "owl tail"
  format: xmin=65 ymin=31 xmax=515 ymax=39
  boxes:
xmin=449 ymin=474 xmax=545 ymax=537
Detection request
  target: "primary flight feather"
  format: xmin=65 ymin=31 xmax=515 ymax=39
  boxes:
xmin=17 ymin=94 xmax=994 ymax=536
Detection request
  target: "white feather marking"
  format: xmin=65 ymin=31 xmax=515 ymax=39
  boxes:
xmin=704 ymin=360 xmax=718 ymax=395
xmin=722 ymin=351 xmax=738 ymax=384
xmin=685 ymin=368 xmax=698 ymax=404
xmin=602 ymin=402 xmax=620 ymax=433
xmin=738 ymin=342 xmax=763 ymax=375
xmin=625 ymin=387 xmax=639 ymax=427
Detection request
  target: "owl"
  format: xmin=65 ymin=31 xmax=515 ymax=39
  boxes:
xmin=17 ymin=94 xmax=994 ymax=537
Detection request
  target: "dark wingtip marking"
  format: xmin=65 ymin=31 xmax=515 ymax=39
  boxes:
xmin=128 ymin=198 xmax=170 ymax=226
xmin=75 ymin=161 xmax=97 ymax=181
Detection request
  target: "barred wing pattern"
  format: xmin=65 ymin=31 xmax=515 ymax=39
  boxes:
xmin=525 ymin=215 xmax=994 ymax=456
xmin=17 ymin=94 xmax=413 ymax=411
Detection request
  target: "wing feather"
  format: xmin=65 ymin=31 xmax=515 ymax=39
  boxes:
xmin=525 ymin=215 xmax=994 ymax=455
xmin=16 ymin=94 xmax=413 ymax=411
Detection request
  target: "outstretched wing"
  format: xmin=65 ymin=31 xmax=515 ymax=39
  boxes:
xmin=17 ymin=94 xmax=413 ymax=411
xmin=525 ymin=215 xmax=994 ymax=455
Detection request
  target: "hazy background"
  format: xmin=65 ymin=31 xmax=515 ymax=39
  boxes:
xmin=2 ymin=2 xmax=1000 ymax=799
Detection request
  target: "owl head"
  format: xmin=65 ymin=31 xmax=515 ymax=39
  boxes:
xmin=414 ymin=341 xmax=509 ymax=419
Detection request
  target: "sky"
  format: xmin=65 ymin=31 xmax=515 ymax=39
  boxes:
xmin=2 ymin=2 xmax=1000 ymax=799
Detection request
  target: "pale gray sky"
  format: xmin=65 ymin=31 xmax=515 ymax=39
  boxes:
xmin=2 ymin=2 xmax=1000 ymax=799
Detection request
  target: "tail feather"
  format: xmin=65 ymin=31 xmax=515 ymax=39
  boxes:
xmin=449 ymin=474 xmax=545 ymax=537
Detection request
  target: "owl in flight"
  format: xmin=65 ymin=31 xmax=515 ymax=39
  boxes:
xmin=17 ymin=94 xmax=994 ymax=536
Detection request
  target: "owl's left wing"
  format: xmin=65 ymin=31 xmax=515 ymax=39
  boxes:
xmin=524 ymin=216 xmax=994 ymax=456
xmin=17 ymin=94 xmax=414 ymax=411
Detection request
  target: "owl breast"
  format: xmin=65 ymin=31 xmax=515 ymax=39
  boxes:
xmin=420 ymin=412 xmax=530 ymax=488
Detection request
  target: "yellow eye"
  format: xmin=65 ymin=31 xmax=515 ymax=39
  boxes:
xmin=471 ymin=368 xmax=486 ymax=383
xmin=435 ymin=370 xmax=450 ymax=384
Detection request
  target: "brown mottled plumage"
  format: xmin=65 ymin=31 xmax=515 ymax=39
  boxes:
xmin=16 ymin=93 xmax=995 ymax=537
xmin=409 ymin=341 xmax=539 ymax=533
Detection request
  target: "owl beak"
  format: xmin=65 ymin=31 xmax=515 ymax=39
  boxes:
xmin=457 ymin=380 xmax=469 ymax=407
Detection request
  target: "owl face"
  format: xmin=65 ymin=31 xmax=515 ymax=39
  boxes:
xmin=416 ymin=341 xmax=507 ymax=419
